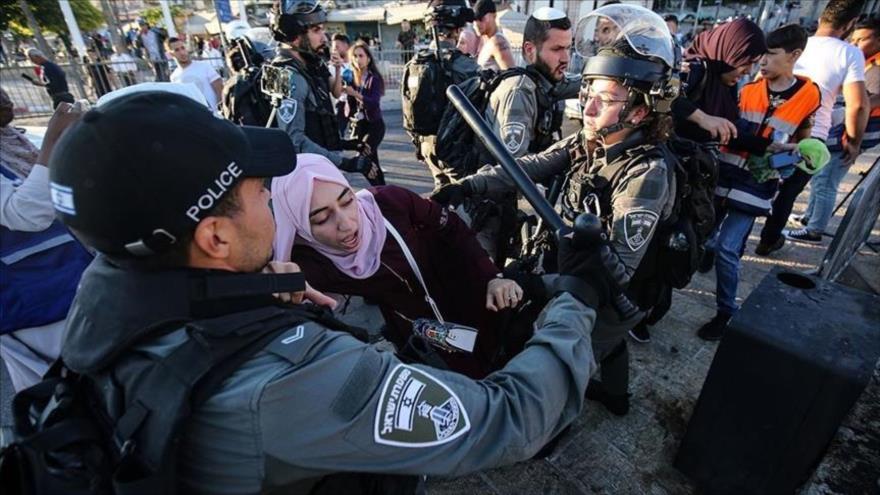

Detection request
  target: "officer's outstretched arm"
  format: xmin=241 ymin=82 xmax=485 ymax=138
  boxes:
xmin=278 ymin=72 xmax=343 ymax=166
xmin=257 ymin=293 xmax=597 ymax=478
xmin=466 ymin=133 xmax=576 ymax=198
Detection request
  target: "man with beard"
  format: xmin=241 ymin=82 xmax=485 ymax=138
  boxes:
xmin=267 ymin=0 xmax=376 ymax=178
xmin=434 ymin=4 xmax=680 ymax=415
xmin=446 ymin=7 xmax=579 ymax=264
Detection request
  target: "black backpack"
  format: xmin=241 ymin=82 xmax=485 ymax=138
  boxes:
xmin=221 ymin=38 xmax=272 ymax=126
xmin=0 ymin=305 xmax=364 ymax=494
xmin=221 ymin=67 xmax=273 ymax=126
xmin=650 ymin=136 xmax=719 ymax=289
xmin=434 ymin=68 xmax=530 ymax=178
xmin=401 ymin=49 xmax=467 ymax=137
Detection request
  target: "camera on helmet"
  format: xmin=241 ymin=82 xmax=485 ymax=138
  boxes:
xmin=261 ymin=65 xmax=293 ymax=100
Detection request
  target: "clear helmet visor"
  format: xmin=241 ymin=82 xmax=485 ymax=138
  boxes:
xmin=575 ymin=4 xmax=675 ymax=68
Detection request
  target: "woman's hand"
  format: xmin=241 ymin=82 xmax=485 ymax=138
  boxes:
xmin=690 ymin=110 xmax=737 ymax=144
xmin=486 ymin=278 xmax=523 ymax=312
xmin=263 ymin=261 xmax=338 ymax=309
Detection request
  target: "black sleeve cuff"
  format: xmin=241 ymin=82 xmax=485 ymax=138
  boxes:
xmin=552 ymin=275 xmax=599 ymax=309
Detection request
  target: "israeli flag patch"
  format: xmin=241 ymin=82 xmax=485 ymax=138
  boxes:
xmin=50 ymin=182 xmax=76 ymax=215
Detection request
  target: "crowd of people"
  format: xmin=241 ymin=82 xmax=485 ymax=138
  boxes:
xmin=0 ymin=0 xmax=878 ymax=492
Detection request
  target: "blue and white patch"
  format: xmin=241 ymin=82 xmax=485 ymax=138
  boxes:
xmin=278 ymin=98 xmax=297 ymax=124
xmin=374 ymin=364 xmax=470 ymax=448
xmin=50 ymin=182 xmax=76 ymax=215
xmin=623 ymin=209 xmax=659 ymax=251
xmin=501 ymin=122 xmax=526 ymax=154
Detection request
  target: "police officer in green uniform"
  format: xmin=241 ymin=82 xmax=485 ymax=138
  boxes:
xmin=49 ymin=90 xmax=616 ymax=493
xmin=434 ymin=4 xmax=681 ymax=415
xmin=465 ymin=6 xmax=581 ymax=263
xmin=416 ymin=0 xmax=480 ymax=187
xmin=267 ymin=0 xmax=379 ymax=182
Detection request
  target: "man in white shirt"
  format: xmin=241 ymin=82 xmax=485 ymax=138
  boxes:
xmin=168 ymin=37 xmax=223 ymax=111
xmin=110 ymin=45 xmax=139 ymax=87
xmin=756 ymin=0 xmax=869 ymax=254
xmin=0 ymin=93 xmax=91 ymax=392
xmin=473 ymin=0 xmax=515 ymax=71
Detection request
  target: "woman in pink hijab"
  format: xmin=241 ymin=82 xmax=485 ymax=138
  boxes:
xmin=272 ymin=154 xmax=522 ymax=378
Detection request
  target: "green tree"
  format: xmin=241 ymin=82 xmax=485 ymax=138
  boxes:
xmin=0 ymin=0 xmax=104 ymax=37
xmin=141 ymin=5 xmax=186 ymax=32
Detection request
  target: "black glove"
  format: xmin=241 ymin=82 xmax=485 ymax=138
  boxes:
xmin=340 ymin=155 xmax=384 ymax=186
xmin=430 ymin=182 xmax=472 ymax=207
xmin=340 ymin=139 xmax=360 ymax=151
xmin=554 ymin=231 xmax=611 ymax=309
xmin=340 ymin=155 xmax=370 ymax=174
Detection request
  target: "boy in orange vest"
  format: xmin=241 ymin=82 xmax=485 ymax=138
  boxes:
xmin=698 ymin=24 xmax=821 ymax=340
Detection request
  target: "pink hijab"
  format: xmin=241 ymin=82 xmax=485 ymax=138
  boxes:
xmin=271 ymin=153 xmax=387 ymax=279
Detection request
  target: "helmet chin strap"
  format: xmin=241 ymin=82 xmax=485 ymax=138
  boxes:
xmin=594 ymin=87 xmax=647 ymax=138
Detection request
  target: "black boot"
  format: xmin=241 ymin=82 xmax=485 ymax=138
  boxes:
xmin=628 ymin=319 xmax=650 ymax=343
xmin=697 ymin=312 xmax=732 ymax=341
xmin=585 ymin=379 xmax=630 ymax=416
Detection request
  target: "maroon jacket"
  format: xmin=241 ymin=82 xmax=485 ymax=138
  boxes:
xmin=292 ymin=185 xmax=502 ymax=378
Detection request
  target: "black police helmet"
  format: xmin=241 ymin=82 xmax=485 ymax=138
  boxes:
xmin=270 ymin=0 xmax=327 ymax=42
xmin=425 ymin=0 xmax=474 ymax=29
xmin=582 ymin=38 xmax=669 ymax=91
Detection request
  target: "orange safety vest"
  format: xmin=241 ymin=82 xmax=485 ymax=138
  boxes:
xmin=867 ymin=52 xmax=880 ymax=118
xmin=719 ymin=75 xmax=821 ymax=169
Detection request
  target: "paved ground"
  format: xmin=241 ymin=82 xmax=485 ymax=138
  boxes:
xmin=2 ymin=109 xmax=878 ymax=493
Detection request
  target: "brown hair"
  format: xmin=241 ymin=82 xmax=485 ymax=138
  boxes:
xmin=348 ymin=41 xmax=384 ymax=96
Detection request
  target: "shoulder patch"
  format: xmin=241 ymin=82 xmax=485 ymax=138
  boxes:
xmin=374 ymin=364 xmax=470 ymax=448
xmin=623 ymin=209 xmax=659 ymax=251
xmin=278 ymin=98 xmax=297 ymax=124
xmin=501 ymin=122 xmax=526 ymax=154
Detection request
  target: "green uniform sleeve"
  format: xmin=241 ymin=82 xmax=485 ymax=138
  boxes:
xmin=257 ymin=293 xmax=597 ymax=480
xmin=276 ymin=71 xmax=343 ymax=166
xmin=486 ymin=76 xmax=537 ymax=158
xmin=607 ymin=157 xmax=675 ymax=278
xmin=465 ymin=133 xmax=577 ymax=198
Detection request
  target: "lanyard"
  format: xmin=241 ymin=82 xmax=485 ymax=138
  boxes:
xmin=383 ymin=219 xmax=446 ymax=325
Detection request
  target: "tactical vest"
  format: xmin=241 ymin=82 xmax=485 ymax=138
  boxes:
xmin=562 ymin=136 xmax=662 ymax=227
xmin=561 ymin=136 xmax=678 ymax=300
xmin=526 ymin=68 xmax=565 ymax=154
xmin=476 ymin=68 xmax=564 ymax=164
xmin=717 ymin=76 xmax=820 ymax=215
xmin=273 ymin=56 xmax=341 ymax=151
xmin=0 ymin=164 xmax=93 ymax=335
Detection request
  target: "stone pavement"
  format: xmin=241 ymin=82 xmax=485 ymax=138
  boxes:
xmin=2 ymin=110 xmax=877 ymax=494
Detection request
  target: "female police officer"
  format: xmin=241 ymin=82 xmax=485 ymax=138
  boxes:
xmin=433 ymin=4 xmax=681 ymax=415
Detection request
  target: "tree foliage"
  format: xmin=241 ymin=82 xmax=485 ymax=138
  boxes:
xmin=0 ymin=0 xmax=104 ymax=37
xmin=141 ymin=5 xmax=186 ymax=29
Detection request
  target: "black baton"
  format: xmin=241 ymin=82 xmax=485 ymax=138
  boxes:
xmin=445 ymin=85 xmax=640 ymax=321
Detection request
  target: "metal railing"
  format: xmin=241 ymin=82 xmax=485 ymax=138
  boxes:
xmin=2 ymin=47 xmax=525 ymax=118
xmin=817 ymin=147 xmax=880 ymax=283
xmin=1 ymin=57 xmax=228 ymax=117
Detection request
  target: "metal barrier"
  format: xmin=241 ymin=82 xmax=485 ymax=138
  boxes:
xmin=1 ymin=56 xmax=228 ymax=117
xmin=2 ymin=47 xmax=524 ymax=118
xmin=817 ymin=147 xmax=880 ymax=282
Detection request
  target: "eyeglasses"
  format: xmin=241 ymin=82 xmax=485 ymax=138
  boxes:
xmin=579 ymin=89 xmax=629 ymax=110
